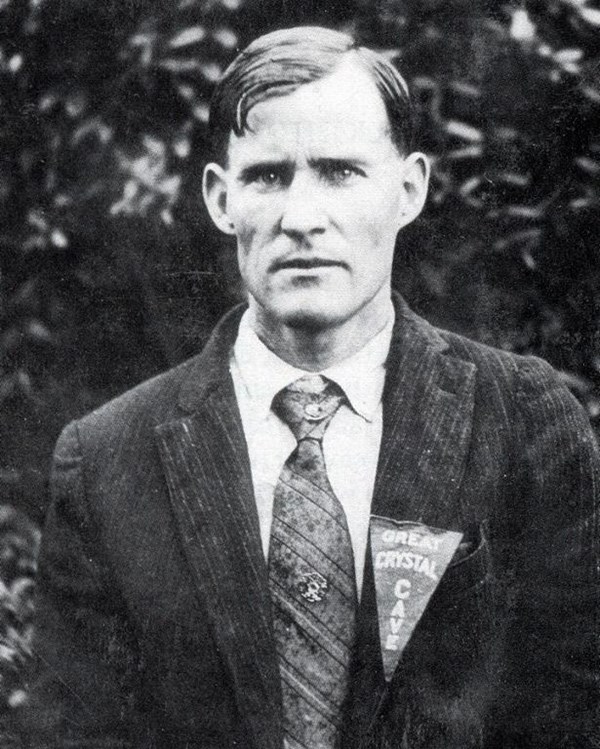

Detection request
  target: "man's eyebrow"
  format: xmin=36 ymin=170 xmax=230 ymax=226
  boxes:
xmin=307 ymin=156 xmax=369 ymax=168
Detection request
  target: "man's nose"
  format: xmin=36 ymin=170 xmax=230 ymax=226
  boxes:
xmin=280 ymin=172 xmax=327 ymax=238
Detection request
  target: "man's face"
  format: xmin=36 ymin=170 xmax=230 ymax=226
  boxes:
xmin=204 ymin=59 xmax=429 ymax=333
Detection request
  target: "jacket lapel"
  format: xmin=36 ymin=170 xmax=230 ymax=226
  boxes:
xmin=346 ymin=298 xmax=477 ymax=745
xmin=154 ymin=306 xmax=283 ymax=749
xmin=373 ymin=301 xmax=477 ymax=527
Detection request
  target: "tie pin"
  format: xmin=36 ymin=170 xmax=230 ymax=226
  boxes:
xmin=298 ymin=571 xmax=328 ymax=602
xmin=303 ymin=403 xmax=323 ymax=420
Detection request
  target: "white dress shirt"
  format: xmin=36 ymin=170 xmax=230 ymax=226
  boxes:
xmin=229 ymin=305 xmax=394 ymax=594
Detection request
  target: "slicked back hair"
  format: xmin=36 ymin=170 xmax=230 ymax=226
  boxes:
xmin=207 ymin=26 xmax=414 ymax=165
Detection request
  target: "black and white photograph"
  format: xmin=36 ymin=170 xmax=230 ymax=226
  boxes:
xmin=1 ymin=1 xmax=599 ymax=747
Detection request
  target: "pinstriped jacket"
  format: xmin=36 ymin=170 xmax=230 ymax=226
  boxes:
xmin=18 ymin=294 xmax=600 ymax=748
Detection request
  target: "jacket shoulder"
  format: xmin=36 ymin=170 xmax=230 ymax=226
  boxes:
xmin=73 ymin=355 xmax=200 ymax=446
xmin=436 ymin=326 xmax=557 ymax=387
xmin=395 ymin=298 xmax=556 ymax=388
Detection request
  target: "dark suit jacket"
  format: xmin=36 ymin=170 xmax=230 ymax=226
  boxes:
xmin=17 ymin=296 xmax=600 ymax=749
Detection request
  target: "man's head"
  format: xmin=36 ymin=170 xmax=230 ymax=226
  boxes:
xmin=202 ymin=27 xmax=430 ymax=347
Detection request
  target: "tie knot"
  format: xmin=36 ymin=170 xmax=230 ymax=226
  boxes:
xmin=272 ymin=374 xmax=345 ymax=442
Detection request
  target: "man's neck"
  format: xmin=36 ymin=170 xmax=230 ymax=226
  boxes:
xmin=248 ymin=295 xmax=394 ymax=371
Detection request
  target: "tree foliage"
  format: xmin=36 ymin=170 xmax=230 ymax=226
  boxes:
xmin=1 ymin=0 xmax=599 ymax=505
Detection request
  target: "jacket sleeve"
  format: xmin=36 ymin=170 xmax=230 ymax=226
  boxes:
xmin=496 ymin=356 xmax=600 ymax=748
xmin=16 ymin=421 xmax=141 ymax=749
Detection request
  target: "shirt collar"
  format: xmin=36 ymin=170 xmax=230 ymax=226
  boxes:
xmin=231 ymin=304 xmax=394 ymax=422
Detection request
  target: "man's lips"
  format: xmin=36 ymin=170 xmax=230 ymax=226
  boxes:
xmin=269 ymin=258 xmax=347 ymax=272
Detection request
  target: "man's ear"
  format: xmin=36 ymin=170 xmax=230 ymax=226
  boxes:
xmin=397 ymin=152 xmax=430 ymax=229
xmin=202 ymin=163 xmax=237 ymax=235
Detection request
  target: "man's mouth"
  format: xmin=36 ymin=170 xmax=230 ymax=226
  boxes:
xmin=270 ymin=258 xmax=345 ymax=272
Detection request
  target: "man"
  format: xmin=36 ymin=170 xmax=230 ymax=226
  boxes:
xmin=19 ymin=26 xmax=600 ymax=749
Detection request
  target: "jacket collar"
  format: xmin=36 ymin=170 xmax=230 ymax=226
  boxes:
xmin=177 ymin=302 xmax=246 ymax=413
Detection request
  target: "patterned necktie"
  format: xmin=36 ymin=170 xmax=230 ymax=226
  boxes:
xmin=269 ymin=374 xmax=358 ymax=749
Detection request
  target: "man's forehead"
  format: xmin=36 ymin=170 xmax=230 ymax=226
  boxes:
xmin=224 ymin=60 xmax=398 ymax=161
xmin=226 ymin=120 xmax=395 ymax=162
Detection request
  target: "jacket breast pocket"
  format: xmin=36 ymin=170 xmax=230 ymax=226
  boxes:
xmin=434 ymin=522 xmax=492 ymax=602
xmin=397 ymin=522 xmax=499 ymax=737
xmin=412 ymin=522 xmax=497 ymax=666
xmin=395 ymin=526 xmax=499 ymax=749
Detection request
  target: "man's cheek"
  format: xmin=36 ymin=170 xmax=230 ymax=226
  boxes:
xmin=234 ymin=221 xmax=255 ymax=249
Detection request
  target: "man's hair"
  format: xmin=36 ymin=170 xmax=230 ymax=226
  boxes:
xmin=207 ymin=26 xmax=414 ymax=164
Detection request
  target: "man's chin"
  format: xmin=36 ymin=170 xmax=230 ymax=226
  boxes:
xmin=282 ymin=310 xmax=340 ymax=332
xmin=264 ymin=299 xmax=348 ymax=333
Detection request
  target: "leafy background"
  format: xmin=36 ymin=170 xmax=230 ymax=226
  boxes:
xmin=0 ymin=0 xmax=599 ymax=708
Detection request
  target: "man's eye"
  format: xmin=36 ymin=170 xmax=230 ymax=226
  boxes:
xmin=244 ymin=167 xmax=289 ymax=189
xmin=256 ymin=170 xmax=283 ymax=187
xmin=321 ymin=163 xmax=364 ymax=185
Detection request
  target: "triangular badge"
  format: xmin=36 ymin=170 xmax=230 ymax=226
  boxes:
xmin=370 ymin=515 xmax=463 ymax=681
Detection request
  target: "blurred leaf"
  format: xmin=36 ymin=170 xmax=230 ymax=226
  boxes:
xmin=11 ymin=279 xmax=38 ymax=308
xmin=176 ymin=83 xmax=195 ymax=101
xmin=445 ymin=145 xmax=483 ymax=160
xmin=496 ymin=172 xmax=531 ymax=187
xmin=0 ymin=376 xmax=15 ymax=403
xmin=554 ymin=47 xmax=583 ymax=63
xmin=570 ymin=194 xmax=597 ymax=209
xmin=193 ymin=102 xmax=210 ymax=122
xmin=173 ymin=135 xmax=191 ymax=159
xmin=493 ymin=228 xmax=542 ymax=252
xmin=509 ymin=9 xmax=536 ymax=41
xmin=25 ymin=320 xmax=52 ymax=343
xmin=72 ymin=118 xmax=113 ymax=147
xmin=579 ymin=7 xmax=600 ymax=25
xmin=199 ymin=62 xmax=222 ymax=82
xmin=449 ymin=81 xmax=481 ymax=98
xmin=8 ymin=54 xmax=23 ymax=73
xmin=213 ymin=28 xmax=237 ymax=50
xmin=50 ymin=228 xmax=68 ymax=248
xmin=575 ymin=156 xmax=600 ymax=175
xmin=502 ymin=205 xmax=544 ymax=219
xmin=169 ymin=25 xmax=206 ymax=48
xmin=581 ymin=84 xmax=600 ymax=103
xmin=458 ymin=176 xmax=486 ymax=205
xmin=445 ymin=121 xmax=483 ymax=142
xmin=15 ymin=371 xmax=33 ymax=396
